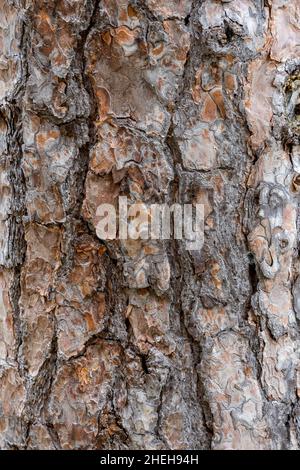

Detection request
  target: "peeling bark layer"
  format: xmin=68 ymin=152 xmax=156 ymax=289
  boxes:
xmin=0 ymin=0 xmax=300 ymax=450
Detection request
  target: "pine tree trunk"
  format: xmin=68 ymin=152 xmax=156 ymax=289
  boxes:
xmin=0 ymin=0 xmax=300 ymax=450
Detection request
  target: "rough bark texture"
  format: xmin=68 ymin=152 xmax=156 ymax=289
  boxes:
xmin=0 ymin=0 xmax=300 ymax=450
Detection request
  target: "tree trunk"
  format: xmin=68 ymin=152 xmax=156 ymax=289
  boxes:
xmin=0 ymin=0 xmax=300 ymax=450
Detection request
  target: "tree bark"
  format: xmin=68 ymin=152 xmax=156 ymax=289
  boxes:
xmin=0 ymin=0 xmax=300 ymax=450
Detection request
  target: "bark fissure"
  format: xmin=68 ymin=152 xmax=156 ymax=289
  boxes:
xmin=1 ymin=0 xmax=300 ymax=450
